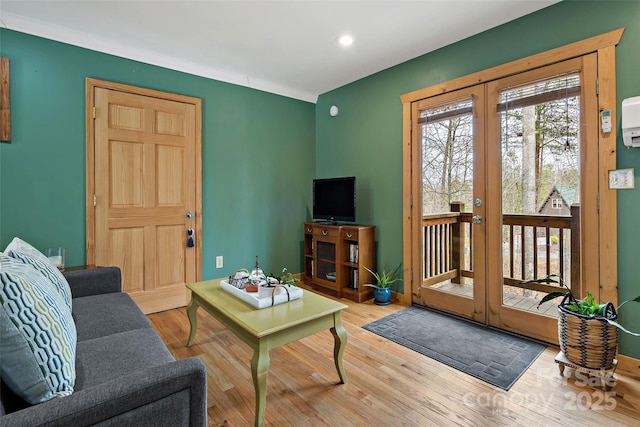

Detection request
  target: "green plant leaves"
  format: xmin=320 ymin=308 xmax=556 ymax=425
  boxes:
xmin=617 ymin=295 xmax=640 ymax=310
xmin=536 ymin=291 xmax=567 ymax=308
xmin=563 ymin=304 xmax=580 ymax=313
xmin=519 ymin=274 xmax=640 ymax=336
xmin=522 ymin=274 xmax=562 ymax=285
xmin=559 ymin=292 xmax=607 ymax=316
xmin=265 ymin=267 xmax=299 ymax=287
xmin=363 ymin=263 xmax=403 ymax=290
xmin=604 ymin=318 xmax=640 ymax=337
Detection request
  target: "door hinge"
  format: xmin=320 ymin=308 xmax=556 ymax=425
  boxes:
xmin=92 ymin=107 xmax=96 ymax=119
xmin=410 ymin=119 xmax=413 ymax=132
xmin=596 ymin=79 xmax=599 ymax=96
xmin=410 ymin=193 xmax=413 ymax=207
xmin=93 ymin=194 xmax=97 ymax=207
xmin=596 ymin=192 xmax=600 ymax=211
xmin=410 ymin=269 xmax=414 ymax=283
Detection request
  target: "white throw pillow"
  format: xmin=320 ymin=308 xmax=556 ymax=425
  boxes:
xmin=0 ymin=254 xmax=77 ymax=404
xmin=4 ymin=237 xmax=72 ymax=311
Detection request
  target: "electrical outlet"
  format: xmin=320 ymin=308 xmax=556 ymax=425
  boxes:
xmin=215 ymin=256 xmax=223 ymax=269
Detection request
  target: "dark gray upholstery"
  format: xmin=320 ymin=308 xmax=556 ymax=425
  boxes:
xmin=73 ymin=293 xmax=153 ymax=341
xmin=64 ymin=267 xmax=122 ymax=297
xmin=75 ymin=328 xmax=175 ymax=390
xmin=0 ymin=266 xmax=207 ymax=426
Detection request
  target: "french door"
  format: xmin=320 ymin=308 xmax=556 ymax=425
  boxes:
xmin=486 ymin=56 xmax=599 ymax=342
xmin=408 ymin=54 xmax=604 ymax=343
xmin=410 ymin=85 xmax=487 ymax=323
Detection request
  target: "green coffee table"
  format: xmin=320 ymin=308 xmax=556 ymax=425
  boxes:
xmin=186 ymin=279 xmax=348 ymax=427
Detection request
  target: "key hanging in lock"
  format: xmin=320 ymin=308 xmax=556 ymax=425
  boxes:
xmin=187 ymin=228 xmax=195 ymax=248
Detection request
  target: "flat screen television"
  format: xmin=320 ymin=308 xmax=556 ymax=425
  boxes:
xmin=313 ymin=176 xmax=356 ymax=223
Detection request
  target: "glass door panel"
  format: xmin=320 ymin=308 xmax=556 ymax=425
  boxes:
xmin=498 ymin=72 xmax=581 ymax=318
xmin=486 ymin=55 xmax=598 ymax=343
xmin=316 ymin=240 xmax=337 ymax=284
xmin=413 ymin=86 xmax=486 ymax=322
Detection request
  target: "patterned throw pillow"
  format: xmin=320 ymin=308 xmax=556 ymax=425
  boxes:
xmin=4 ymin=237 xmax=72 ymax=311
xmin=0 ymin=254 xmax=77 ymax=404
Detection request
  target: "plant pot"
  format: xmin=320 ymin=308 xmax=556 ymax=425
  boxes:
xmin=373 ymin=288 xmax=391 ymax=306
xmin=557 ymin=300 xmax=618 ymax=369
xmin=245 ymin=283 xmax=259 ymax=293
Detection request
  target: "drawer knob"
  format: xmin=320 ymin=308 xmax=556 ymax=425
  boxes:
xmin=346 ymin=233 xmax=353 ymax=238
xmin=322 ymin=230 xmax=328 ymax=236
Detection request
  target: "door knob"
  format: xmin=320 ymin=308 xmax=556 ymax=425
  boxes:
xmin=472 ymin=215 xmax=483 ymax=224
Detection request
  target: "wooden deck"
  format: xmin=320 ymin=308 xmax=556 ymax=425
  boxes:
xmin=422 ymin=203 xmax=581 ymax=299
xmin=430 ymin=281 xmax=560 ymax=317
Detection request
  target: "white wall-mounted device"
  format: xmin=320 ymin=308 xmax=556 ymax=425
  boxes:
xmin=622 ymin=96 xmax=640 ymax=147
xmin=601 ymin=109 xmax=612 ymax=133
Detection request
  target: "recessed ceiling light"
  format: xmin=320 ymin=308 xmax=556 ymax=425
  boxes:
xmin=338 ymin=35 xmax=354 ymax=47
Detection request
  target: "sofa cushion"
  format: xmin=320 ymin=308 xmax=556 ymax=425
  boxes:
xmin=74 ymin=328 xmax=175 ymax=391
xmin=63 ymin=267 xmax=122 ymax=298
xmin=73 ymin=293 xmax=153 ymax=341
xmin=4 ymin=237 xmax=72 ymax=311
xmin=0 ymin=255 xmax=77 ymax=404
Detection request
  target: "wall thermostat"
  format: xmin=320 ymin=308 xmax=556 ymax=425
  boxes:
xmin=329 ymin=105 xmax=339 ymax=117
xmin=608 ymin=168 xmax=635 ymax=189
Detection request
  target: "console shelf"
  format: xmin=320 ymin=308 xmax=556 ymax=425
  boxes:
xmin=303 ymin=222 xmax=375 ymax=303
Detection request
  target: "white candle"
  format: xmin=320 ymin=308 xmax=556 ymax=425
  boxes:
xmin=48 ymin=255 xmax=63 ymax=267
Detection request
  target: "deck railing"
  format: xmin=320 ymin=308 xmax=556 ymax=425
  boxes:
xmin=422 ymin=203 xmax=580 ymax=296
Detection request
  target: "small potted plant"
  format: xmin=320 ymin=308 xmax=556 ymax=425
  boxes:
xmin=276 ymin=267 xmax=299 ymax=287
xmin=259 ymin=268 xmax=299 ymax=298
xmin=363 ymin=263 xmax=403 ymax=306
xmin=522 ymin=274 xmax=639 ymax=369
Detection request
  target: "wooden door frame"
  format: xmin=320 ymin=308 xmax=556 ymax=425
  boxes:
xmin=85 ymin=78 xmax=203 ymax=282
xmin=401 ymin=28 xmax=623 ymax=307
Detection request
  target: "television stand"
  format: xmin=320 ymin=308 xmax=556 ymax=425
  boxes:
xmin=303 ymin=222 xmax=375 ymax=303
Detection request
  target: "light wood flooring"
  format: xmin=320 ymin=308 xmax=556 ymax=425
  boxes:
xmin=147 ymin=291 xmax=640 ymax=426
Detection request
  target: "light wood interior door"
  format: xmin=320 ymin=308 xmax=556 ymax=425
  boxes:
xmin=88 ymin=80 xmax=201 ymax=314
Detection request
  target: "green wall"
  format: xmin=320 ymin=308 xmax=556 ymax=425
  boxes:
xmin=0 ymin=29 xmax=315 ymax=280
xmin=1 ymin=1 xmax=639 ymax=359
xmin=316 ymin=0 xmax=640 ymax=358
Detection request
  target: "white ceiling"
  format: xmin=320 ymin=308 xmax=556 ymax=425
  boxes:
xmin=0 ymin=0 xmax=559 ymax=103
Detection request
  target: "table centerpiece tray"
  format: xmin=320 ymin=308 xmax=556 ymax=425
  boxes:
xmin=220 ymin=280 xmax=304 ymax=309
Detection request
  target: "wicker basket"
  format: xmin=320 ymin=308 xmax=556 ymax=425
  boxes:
xmin=557 ymin=295 xmax=618 ymax=369
xmin=228 ymin=268 xmax=250 ymax=289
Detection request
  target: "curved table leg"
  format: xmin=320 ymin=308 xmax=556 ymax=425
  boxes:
xmin=251 ymin=340 xmax=270 ymax=427
xmin=186 ymin=298 xmax=199 ymax=347
xmin=330 ymin=312 xmax=348 ymax=384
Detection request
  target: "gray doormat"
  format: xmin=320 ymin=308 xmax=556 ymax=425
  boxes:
xmin=363 ymin=306 xmax=546 ymax=390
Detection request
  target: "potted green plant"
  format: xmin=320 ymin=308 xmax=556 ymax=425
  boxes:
xmin=522 ymin=274 xmax=640 ymax=369
xmin=363 ymin=263 xmax=403 ymax=306
xmin=264 ymin=267 xmax=299 ymax=287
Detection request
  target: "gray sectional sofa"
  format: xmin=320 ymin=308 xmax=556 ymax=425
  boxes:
xmin=0 ymin=267 xmax=207 ymax=426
